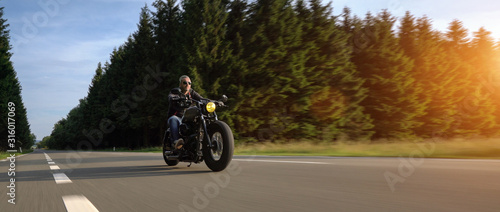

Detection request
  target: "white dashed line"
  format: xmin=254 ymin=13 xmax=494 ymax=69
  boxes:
xmin=53 ymin=173 xmax=72 ymax=184
xmin=45 ymin=154 xmax=97 ymax=211
xmin=62 ymin=195 xmax=99 ymax=212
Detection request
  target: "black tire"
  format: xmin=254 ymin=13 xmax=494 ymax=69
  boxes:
xmin=162 ymin=130 xmax=179 ymax=166
xmin=203 ymin=121 xmax=234 ymax=172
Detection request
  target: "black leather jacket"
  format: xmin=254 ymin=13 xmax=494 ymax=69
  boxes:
xmin=167 ymin=88 xmax=205 ymax=118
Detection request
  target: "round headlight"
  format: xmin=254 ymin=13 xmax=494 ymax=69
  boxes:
xmin=206 ymin=102 xmax=216 ymax=113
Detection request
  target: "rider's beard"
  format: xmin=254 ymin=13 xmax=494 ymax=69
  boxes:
xmin=181 ymin=87 xmax=189 ymax=94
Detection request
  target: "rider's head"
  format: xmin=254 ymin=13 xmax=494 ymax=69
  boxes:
xmin=179 ymin=75 xmax=192 ymax=94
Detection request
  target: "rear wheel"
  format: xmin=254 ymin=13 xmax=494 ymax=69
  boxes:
xmin=203 ymin=121 xmax=234 ymax=172
xmin=162 ymin=130 xmax=179 ymax=166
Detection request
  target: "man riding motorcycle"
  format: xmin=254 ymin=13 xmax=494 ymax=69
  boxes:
xmin=163 ymin=75 xmax=233 ymax=171
xmin=167 ymin=75 xmax=206 ymax=150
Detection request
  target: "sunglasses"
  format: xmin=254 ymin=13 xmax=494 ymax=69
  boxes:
xmin=182 ymin=81 xmax=192 ymax=85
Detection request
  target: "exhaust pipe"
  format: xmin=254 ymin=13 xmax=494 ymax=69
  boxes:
xmin=166 ymin=154 xmax=179 ymax=160
xmin=164 ymin=150 xmax=179 ymax=160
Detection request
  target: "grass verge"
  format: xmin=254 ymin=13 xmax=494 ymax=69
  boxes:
xmin=7 ymin=139 xmax=499 ymax=160
xmin=0 ymin=149 xmax=34 ymax=160
xmin=234 ymin=138 xmax=500 ymax=159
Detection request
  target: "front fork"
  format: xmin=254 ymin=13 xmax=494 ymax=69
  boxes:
xmin=201 ymin=115 xmax=212 ymax=147
xmin=194 ymin=115 xmax=212 ymax=162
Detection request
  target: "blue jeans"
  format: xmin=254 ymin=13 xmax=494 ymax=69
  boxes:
xmin=168 ymin=116 xmax=182 ymax=143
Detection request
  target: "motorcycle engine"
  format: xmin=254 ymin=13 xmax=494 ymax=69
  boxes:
xmin=179 ymin=123 xmax=190 ymax=136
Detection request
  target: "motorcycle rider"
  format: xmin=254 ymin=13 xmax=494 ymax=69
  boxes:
xmin=167 ymin=75 xmax=206 ymax=149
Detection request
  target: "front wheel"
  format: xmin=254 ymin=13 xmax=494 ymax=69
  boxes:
xmin=204 ymin=121 xmax=234 ymax=172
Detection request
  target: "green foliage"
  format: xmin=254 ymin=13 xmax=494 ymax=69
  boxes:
xmin=0 ymin=6 xmax=33 ymax=151
xmin=38 ymin=136 xmax=50 ymax=148
xmin=351 ymin=10 xmax=425 ymax=139
xmin=45 ymin=1 xmax=500 ymax=150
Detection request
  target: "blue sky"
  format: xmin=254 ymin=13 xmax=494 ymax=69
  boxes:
xmin=2 ymin=0 xmax=500 ymax=140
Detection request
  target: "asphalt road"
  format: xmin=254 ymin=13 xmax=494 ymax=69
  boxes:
xmin=1 ymin=150 xmax=500 ymax=212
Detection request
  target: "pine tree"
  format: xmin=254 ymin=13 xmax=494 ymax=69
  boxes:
xmin=152 ymin=0 xmax=185 ymax=87
xmin=182 ymin=0 xmax=234 ymax=98
xmin=398 ymin=13 xmax=465 ymax=138
xmin=446 ymin=19 xmax=470 ymax=52
xmin=99 ymin=41 xmax=137 ymax=148
xmin=128 ymin=5 xmax=156 ymax=147
xmin=295 ymin=1 xmax=373 ymax=140
xmin=62 ymin=99 xmax=87 ymax=149
xmin=236 ymin=0 xmax=306 ymax=140
xmin=399 ymin=12 xmax=417 ymax=58
xmin=151 ymin=0 xmax=186 ymax=144
xmin=442 ymin=20 xmax=497 ymax=137
xmin=352 ymin=10 xmax=425 ymax=139
xmin=82 ymin=63 xmax=110 ymax=148
xmin=465 ymin=27 xmax=499 ymax=136
xmin=85 ymin=63 xmax=104 ymax=127
xmin=222 ymin=0 xmax=249 ymax=136
xmin=0 ymin=5 xmax=33 ymax=151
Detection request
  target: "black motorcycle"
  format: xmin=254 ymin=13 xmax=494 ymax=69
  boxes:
xmin=162 ymin=91 xmax=234 ymax=172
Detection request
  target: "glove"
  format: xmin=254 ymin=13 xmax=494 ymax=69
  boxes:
xmin=216 ymin=101 xmax=225 ymax=107
xmin=171 ymin=96 xmax=181 ymax=101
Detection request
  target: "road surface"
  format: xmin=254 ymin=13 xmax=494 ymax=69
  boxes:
xmin=1 ymin=150 xmax=499 ymax=211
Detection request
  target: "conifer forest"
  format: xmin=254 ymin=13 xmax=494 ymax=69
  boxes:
xmin=0 ymin=5 xmax=34 ymax=151
xmin=35 ymin=0 xmax=500 ymax=150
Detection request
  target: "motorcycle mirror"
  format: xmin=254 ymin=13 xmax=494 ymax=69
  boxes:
xmin=220 ymin=95 xmax=228 ymax=103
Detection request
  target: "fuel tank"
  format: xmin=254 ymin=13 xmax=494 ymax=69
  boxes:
xmin=182 ymin=106 xmax=200 ymax=122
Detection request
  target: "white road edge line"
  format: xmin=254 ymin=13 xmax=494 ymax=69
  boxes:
xmin=53 ymin=173 xmax=72 ymax=184
xmin=62 ymin=195 xmax=99 ymax=212
xmin=233 ymin=159 xmax=330 ymax=165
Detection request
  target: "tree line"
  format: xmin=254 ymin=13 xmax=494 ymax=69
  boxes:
xmin=1 ymin=5 xmax=34 ymax=151
xmin=44 ymin=0 xmax=500 ymax=150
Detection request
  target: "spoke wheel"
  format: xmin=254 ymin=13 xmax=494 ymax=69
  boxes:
xmin=210 ymin=132 xmax=224 ymax=161
xmin=203 ymin=121 xmax=234 ymax=172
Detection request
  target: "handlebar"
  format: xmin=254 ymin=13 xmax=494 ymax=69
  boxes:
xmin=174 ymin=97 xmax=227 ymax=108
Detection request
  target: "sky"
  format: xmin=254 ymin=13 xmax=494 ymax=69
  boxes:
xmin=2 ymin=0 xmax=500 ymax=140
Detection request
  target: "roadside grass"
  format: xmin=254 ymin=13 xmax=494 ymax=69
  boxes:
xmin=0 ymin=152 xmax=10 ymax=160
xmin=426 ymin=138 xmax=500 ymax=159
xmin=95 ymin=138 xmax=500 ymax=159
xmin=234 ymin=138 xmax=500 ymax=159
xmin=0 ymin=149 xmax=34 ymax=160
xmin=5 ymin=139 xmax=499 ymax=160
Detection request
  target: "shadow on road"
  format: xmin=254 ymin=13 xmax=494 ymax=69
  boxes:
xmin=10 ymin=164 xmax=211 ymax=182
xmin=1 ymin=151 xmax=213 ymax=182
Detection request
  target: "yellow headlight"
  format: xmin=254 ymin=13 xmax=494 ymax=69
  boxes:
xmin=206 ymin=102 xmax=216 ymax=113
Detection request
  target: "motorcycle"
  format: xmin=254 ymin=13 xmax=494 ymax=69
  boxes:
xmin=162 ymin=90 xmax=234 ymax=172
